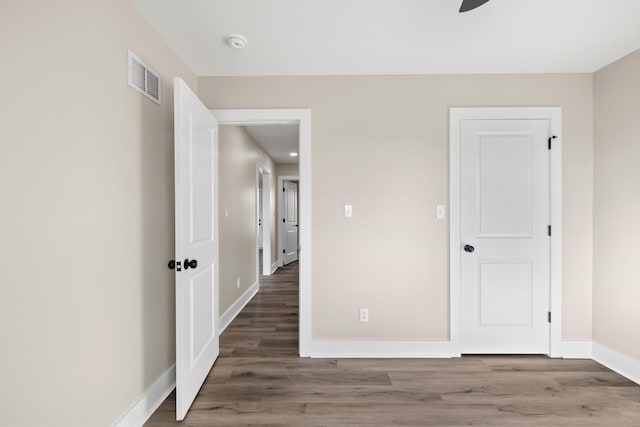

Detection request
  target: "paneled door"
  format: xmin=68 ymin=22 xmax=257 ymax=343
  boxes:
xmin=283 ymin=181 xmax=298 ymax=265
xmin=174 ymin=77 xmax=219 ymax=420
xmin=460 ymin=119 xmax=550 ymax=353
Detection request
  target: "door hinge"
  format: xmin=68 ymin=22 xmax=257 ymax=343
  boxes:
xmin=282 ymin=218 xmax=285 ymax=223
xmin=548 ymin=225 xmax=552 ymax=236
xmin=283 ymin=249 xmax=286 ymax=254
xmin=548 ymin=135 xmax=557 ymax=150
xmin=548 ymin=311 xmax=551 ymax=323
xmin=283 ymin=187 xmax=285 ymax=192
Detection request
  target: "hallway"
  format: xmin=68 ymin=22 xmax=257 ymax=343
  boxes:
xmin=146 ymin=260 xmax=640 ymax=425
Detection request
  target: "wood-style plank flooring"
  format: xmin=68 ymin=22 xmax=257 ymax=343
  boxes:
xmin=146 ymin=262 xmax=640 ymax=425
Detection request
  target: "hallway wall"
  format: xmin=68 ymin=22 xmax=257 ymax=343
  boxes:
xmin=218 ymin=126 xmax=277 ymax=314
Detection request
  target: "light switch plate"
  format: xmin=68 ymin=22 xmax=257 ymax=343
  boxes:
xmin=344 ymin=204 xmax=353 ymax=218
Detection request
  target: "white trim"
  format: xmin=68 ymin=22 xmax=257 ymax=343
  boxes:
xmin=548 ymin=110 xmax=563 ymax=357
xmin=593 ymin=342 xmax=640 ymax=386
xmin=559 ymin=340 xmax=592 ymax=359
xmin=449 ymin=107 xmax=562 ymax=357
xmin=211 ymin=109 xmax=312 ymax=357
xmin=278 ymin=175 xmax=300 ymax=266
xmin=270 ymin=262 xmax=278 ymax=275
xmin=112 ymin=364 xmax=175 ymax=427
xmin=309 ymin=340 xmax=452 ymax=358
xmin=219 ymin=281 xmax=259 ymax=334
xmin=256 ymin=161 xmax=273 ymax=276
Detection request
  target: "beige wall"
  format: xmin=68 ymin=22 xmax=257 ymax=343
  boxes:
xmin=0 ymin=1 xmax=196 ymax=425
xmin=219 ymin=126 xmax=277 ymax=314
xmin=593 ymin=49 xmax=640 ymax=361
xmin=199 ymin=74 xmax=594 ymax=341
xmin=277 ymin=163 xmax=300 ymax=177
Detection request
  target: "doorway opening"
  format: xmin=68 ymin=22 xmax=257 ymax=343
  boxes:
xmin=212 ymin=109 xmax=311 ymax=356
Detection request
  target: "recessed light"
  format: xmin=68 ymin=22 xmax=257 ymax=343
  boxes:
xmin=289 ymin=152 xmax=298 ymax=157
xmin=225 ymin=33 xmax=247 ymax=50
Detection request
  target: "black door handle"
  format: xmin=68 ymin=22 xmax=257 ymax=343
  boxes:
xmin=184 ymin=258 xmax=198 ymax=270
xmin=464 ymin=244 xmax=475 ymax=253
xmin=168 ymin=260 xmax=175 ymax=269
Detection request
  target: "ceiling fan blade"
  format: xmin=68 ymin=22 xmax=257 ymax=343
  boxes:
xmin=459 ymin=0 xmax=491 ymax=13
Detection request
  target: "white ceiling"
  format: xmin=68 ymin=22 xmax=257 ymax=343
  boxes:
xmin=130 ymin=0 xmax=640 ymax=76
xmin=243 ymin=124 xmax=299 ymax=164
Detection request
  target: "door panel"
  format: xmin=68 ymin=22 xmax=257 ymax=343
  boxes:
xmin=477 ymin=134 xmax=533 ymax=237
xmin=190 ymin=267 xmax=214 ymax=359
xmin=190 ymin=122 xmax=214 ymax=242
xmin=174 ymin=77 xmax=219 ymax=420
xmin=460 ymin=119 xmax=550 ymax=354
xmin=479 ymin=261 xmax=531 ymax=326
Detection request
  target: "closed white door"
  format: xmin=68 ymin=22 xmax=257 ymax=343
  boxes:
xmin=174 ymin=77 xmax=219 ymax=420
xmin=283 ymin=181 xmax=298 ymax=265
xmin=460 ymin=119 xmax=550 ymax=354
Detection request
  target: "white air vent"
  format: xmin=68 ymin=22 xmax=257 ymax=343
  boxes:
xmin=127 ymin=51 xmax=161 ymax=105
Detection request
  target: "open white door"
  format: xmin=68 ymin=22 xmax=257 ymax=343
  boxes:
xmin=283 ymin=181 xmax=298 ymax=265
xmin=174 ymin=77 xmax=219 ymax=420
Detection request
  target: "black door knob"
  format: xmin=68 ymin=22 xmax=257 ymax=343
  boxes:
xmin=184 ymin=258 xmax=198 ymax=269
xmin=168 ymin=260 xmax=175 ymax=269
xmin=464 ymin=244 xmax=475 ymax=253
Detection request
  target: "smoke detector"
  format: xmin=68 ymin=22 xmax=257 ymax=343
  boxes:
xmin=225 ymin=34 xmax=247 ymax=50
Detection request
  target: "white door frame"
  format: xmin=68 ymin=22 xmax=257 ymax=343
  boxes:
xmin=449 ymin=107 xmax=562 ymax=357
xmin=278 ymin=175 xmax=300 ymax=267
xmin=256 ymin=161 xmax=273 ymax=276
xmin=211 ymin=109 xmax=311 ymax=357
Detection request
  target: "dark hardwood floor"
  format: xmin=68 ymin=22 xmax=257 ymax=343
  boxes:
xmin=146 ymin=261 xmax=640 ymax=425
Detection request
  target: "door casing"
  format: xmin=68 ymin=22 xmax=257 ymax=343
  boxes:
xmin=257 ymin=161 xmax=273 ymax=276
xmin=449 ymin=107 xmax=562 ymax=357
xmin=211 ymin=109 xmax=311 ymax=357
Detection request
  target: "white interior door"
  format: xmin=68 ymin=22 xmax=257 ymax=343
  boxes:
xmin=258 ymin=188 xmax=263 ymax=249
xmin=174 ymin=77 xmax=219 ymax=420
xmin=460 ymin=119 xmax=550 ymax=354
xmin=283 ymin=181 xmax=298 ymax=265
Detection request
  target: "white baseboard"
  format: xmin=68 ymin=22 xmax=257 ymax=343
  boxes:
xmin=309 ymin=340 xmax=452 ymax=358
xmin=592 ymin=341 xmax=640 ymax=386
xmin=219 ymin=281 xmax=259 ymax=333
xmin=270 ymin=262 xmax=278 ymax=274
xmin=308 ymin=339 xmax=596 ymax=360
xmin=112 ymin=364 xmax=175 ymax=427
xmin=560 ymin=340 xmax=592 ymax=359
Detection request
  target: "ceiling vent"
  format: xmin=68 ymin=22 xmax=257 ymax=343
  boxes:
xmin=127 ymin=50 xmax=161 ymax=105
